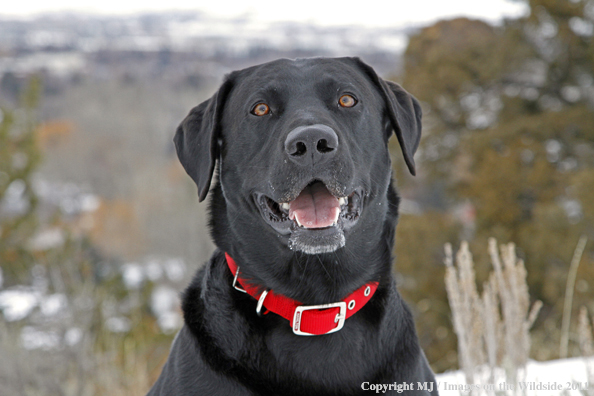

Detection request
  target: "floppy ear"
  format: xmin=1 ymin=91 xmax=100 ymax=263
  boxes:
xmin=351 ymin=58 xmax=422 ymax=176
xmin=173 ymin=78 xmax=233 ymax=201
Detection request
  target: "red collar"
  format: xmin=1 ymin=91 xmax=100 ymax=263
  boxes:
xmin=225 ymin=252 xmax=378 ymax=336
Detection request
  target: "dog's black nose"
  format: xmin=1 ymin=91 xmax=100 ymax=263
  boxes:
xmin=284 ymin=124 xmax=338 ymax=166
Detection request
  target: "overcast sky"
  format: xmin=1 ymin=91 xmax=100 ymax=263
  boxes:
xmin=2 ymin=0 xmax=528 ymax=27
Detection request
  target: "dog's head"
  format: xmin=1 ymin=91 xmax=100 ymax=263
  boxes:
xmin=175 ymin=57 xmax=421 ymax=260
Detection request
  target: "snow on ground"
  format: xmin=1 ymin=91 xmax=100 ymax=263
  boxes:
xmin=0 ymin=287 xmax=43 ymax=321
xmin=0 ymin=256 xmax=187 ymax=349
xmin=436 ymin=357 xmax=593 ymax=395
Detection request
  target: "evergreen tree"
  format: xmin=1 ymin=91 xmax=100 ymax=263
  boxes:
xmin=397 ymin=0 xmax=594 ymax=365
xmin=0 ymin=78 xmax=43 ymax=283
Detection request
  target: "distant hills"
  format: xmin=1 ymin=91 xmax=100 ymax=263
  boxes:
xmin=0 ymin=11 xmax=410 ymax=91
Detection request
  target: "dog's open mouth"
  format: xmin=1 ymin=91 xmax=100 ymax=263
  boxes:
xmin=255 ymin=181 xmax=363 ymax=254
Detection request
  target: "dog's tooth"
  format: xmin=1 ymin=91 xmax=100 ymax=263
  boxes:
xmin=295 ymin=216 xmax=302 ymax=227
xmin=338 ymin=197 xmax=346 ymax=206
xmin=281 ymin=203 xmax=290 ymax=211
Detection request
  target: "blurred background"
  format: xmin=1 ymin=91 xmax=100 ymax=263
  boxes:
xmin=1 ymin=0 xmax=593 ymax=394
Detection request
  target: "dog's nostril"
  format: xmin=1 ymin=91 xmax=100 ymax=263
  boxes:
xmin=285 ymin=124 xmax=338 ymax=163
xmin=316 ymin=139 xmax=334 ymax=153
xmin=292 ymin=142 xmax=307 ymax=156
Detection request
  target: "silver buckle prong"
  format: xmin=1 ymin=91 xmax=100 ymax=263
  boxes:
xmin=335 ymin=312 xmax=345 ymax=323
xmin=292 ymin=301 xmax=347 ymax=336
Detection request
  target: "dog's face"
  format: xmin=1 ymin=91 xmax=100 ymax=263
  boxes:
xmin=175 ymin=57 xmax=421 ymax=258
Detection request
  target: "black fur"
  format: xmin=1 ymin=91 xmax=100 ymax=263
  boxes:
xmin=148 ymin=57 xmax=438 ymax=395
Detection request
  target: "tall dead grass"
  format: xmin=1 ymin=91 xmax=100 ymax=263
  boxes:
xmin=560 ymin=236 xmax=589 ymax=359
xmin=444 ymin=238 xmax=542 ymax=388
xmin=578 ymin=307 xmax=594 ymax=391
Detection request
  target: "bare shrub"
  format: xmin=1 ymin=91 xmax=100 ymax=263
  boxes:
xmin=444 ymin=238 xmax=542 ymax=390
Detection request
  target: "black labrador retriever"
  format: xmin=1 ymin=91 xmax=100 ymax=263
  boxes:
xmin=148 ymin=57 xmax=438 ymax=395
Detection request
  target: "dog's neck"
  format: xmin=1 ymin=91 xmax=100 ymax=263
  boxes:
xmin=208 ymin=181 xmax=400 ymax=305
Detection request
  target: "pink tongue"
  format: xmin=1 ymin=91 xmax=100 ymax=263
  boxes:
xmin=289 ymin=182 xmax=340 ymax=228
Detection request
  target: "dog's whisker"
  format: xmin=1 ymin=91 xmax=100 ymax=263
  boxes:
xmin=315 ymin=254 xmax=332 ymax=282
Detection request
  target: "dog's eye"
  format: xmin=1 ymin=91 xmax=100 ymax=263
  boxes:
xmin=252 ymin=103 xmax=270 ymax=116
xmin=339 ymin=94 xmax=357 ymax=108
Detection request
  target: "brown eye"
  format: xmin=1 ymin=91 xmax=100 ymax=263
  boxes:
xmin=252 ymin=103 xmax=270 ymax=116
xmin=339 ymin=94 xmax=357 ymax=108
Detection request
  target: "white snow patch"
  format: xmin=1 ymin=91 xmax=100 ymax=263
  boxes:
xmin=40 ymin=293 xmax=68 ymax=317
xmin=20 ymin=326 xmax=60 ymax=350
xmin=0 ymin=288 xmax=41 ymax=321
xmin=163 ymin=258 xmax=186 ymax=282
xmin=157 ymin=311 xmax=182 ymax=334
xmin=80 ymin=194 xmax=100 ymax=212
xmin=144 ymin=259 xmax=163 ymax=281
xmin=64 ymin=327 xmax=83 ymax=346
xmin=28 ymin=228 xmax=65 ymax=250
xmin=151 ymin=285 xmax=181 ymax=334
xmin=121 ymin=262 xmax=144 ymax=289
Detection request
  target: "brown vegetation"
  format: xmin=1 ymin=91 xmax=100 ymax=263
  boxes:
xmin=444 ymin=239 xmax=542 ymax=385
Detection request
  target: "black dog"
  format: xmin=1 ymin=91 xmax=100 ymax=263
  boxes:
xmin=148 ymin=57 xmax=438 ymax=395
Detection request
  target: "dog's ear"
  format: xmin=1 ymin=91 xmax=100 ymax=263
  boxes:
xmin=380 ymin=80 xmax=423 ymax=176
xmin=174 ymin=77 xmax=234 ymax=201
xmin=351 ymin=58 xmax=422 ymax=176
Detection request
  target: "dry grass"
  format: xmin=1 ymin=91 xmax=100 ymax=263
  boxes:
xmin=578 ymin=306 xmax=594 ymax=392
xmin=444 ymin=238 xmax=542 ymax=388
xmin=560 ymin=235 xmax=588 ymax=359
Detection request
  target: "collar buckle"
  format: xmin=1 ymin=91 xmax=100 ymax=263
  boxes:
xmin=292 ymin=302 xmax=347 ymax=336
xmin=232 ymin=267 xmax=247 ymax=293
